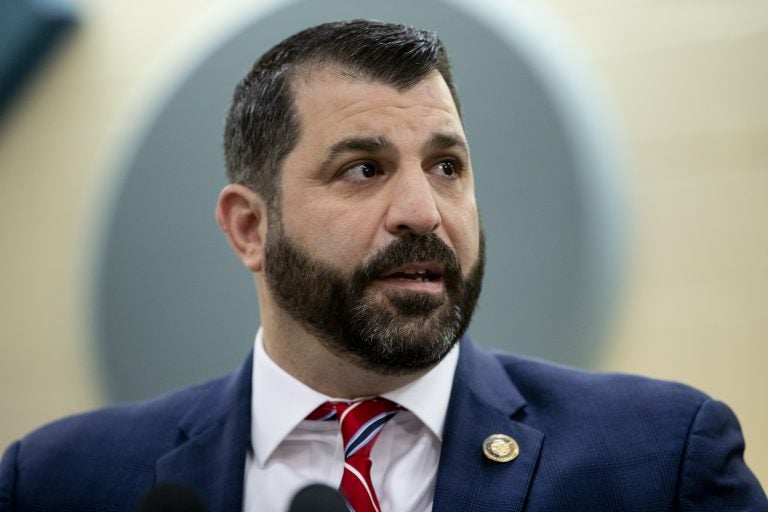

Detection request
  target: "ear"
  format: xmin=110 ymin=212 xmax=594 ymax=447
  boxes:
xmin=215 ymin=184 xmax=269 ymax=272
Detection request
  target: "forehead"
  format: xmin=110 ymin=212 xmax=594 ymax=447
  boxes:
xmin=289 ymin=65 xmax=465 ymax=146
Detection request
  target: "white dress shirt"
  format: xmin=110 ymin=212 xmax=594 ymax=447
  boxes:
xmin=243 ymin=328 xmax=459 ymax=512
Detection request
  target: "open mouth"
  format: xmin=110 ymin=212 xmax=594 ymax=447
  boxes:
xmin=385 ymin=269 xmax=441 ymax=282
xmin=379 ymin=262 xmax=444 ymax=287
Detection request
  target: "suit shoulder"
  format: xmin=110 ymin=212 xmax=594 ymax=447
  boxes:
xmin=2 ymin=363 xmax=250 ymax=511
xmin=490 ymin=351 xmax=710 ymax=418
xmin=14 ymin=375 xmax=230 ymax=467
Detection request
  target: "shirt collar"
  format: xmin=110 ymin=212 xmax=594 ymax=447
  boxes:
xmin=250 ymin=327 xmax=460 ymax=467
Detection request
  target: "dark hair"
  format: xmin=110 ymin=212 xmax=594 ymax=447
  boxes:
xmin=223 ymin=19 xmax=460 ymax=207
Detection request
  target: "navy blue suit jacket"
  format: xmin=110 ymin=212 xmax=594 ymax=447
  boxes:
xmin=1 ymin=338 xmax=766 ymax=511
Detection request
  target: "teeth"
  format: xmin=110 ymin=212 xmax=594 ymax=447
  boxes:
xmin=392 ymin=270 xmax=433 ymax=281
xmin=397 ymin=275 xmax=428 ymax=281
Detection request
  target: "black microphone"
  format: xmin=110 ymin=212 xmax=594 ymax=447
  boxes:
xmin=287 ymin=483 xmax=346 ymax=512
xmin=138 ymin=482 xmax=207 ymax=512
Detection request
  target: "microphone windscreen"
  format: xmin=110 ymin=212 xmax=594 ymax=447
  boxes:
xmin=139 ymin=482 xmax=207 ymax=512
xmin=288 ymin=483 xmax=346 ymax=512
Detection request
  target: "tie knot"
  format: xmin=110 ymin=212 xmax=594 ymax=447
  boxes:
xmin=307 ymin=398 xmax=400 ymax=458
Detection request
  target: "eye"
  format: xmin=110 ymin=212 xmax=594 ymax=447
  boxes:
xmin=435 ymin=160 xmax=459 ymax=178
xmin=341 ymin=162 xmax=379 ymax=181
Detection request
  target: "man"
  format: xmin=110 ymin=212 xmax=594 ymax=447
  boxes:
xmin=1 ymin=19 xmax=766 ymax=512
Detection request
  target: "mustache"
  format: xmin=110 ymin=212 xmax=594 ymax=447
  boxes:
xmin=354 ymin=233 xmax=462 ymax=286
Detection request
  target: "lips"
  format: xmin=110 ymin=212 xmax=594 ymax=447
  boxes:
xmin=355 ymin=233 xmax=460 ymax=294
xmin=382 ymin=262 xmax=443 ymax=283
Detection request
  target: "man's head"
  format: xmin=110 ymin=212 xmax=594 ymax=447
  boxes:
xmin=217 ymin=20 xmax=483 ymax=379
xmin=223 ymin=19 xmax=460 ymax=208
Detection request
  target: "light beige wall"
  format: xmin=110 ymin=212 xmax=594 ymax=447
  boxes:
xmin=0 ymin=0 xmax=765 ymax=486
xmin=0 ymin=0 xmax=220 ymax=451
xmin=547 ymin=1 xmax=768 ymax=484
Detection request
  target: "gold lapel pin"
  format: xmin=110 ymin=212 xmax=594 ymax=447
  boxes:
xmin=482 ymin=434 xmax=520 ymax=463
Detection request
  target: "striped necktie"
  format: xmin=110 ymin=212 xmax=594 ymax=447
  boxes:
xmin=307 ymin=398 xmax=400 ymax=512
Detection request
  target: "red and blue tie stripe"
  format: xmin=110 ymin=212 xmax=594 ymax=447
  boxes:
xmin=307 ymin=398 xmax=401 ymax=512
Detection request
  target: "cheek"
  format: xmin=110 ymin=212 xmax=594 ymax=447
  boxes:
xmin=282 ymin=201 xmax=380 ymax=263
xmin=457 ymin=227 xmax=481 ymax=274
xmin=440 ymin=199 xmax=480 ymax=270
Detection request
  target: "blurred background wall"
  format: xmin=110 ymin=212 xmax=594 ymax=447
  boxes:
xmin=1 ymin=0 xmax=765 ymax=485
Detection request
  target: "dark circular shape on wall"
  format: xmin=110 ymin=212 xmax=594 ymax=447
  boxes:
xmin=92 ymin=0 xmax=625 ymax=402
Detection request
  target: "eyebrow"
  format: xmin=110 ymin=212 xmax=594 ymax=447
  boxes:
xmin=322 ymin=136 xmax=397 ymax=168
xmin=320 ymin=131 xmax=469 ymax=169
xmin=421 ymin=132 xmax=469 ymax=155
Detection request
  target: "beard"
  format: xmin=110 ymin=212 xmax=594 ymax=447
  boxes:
xmin=263 ymin=218 xmax=484 ymax=375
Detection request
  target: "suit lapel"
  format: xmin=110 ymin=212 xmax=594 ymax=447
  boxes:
xmin=155 ymin=352 xmax=253 ymax=512
xmin=148 ymin=342 xmax=542 ymax=511
xmin=433 ymin=339 xmax=544 ymax=512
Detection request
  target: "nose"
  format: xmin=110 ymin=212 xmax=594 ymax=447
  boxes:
xmin=384 ymin=167 xmax=441 ymax=236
